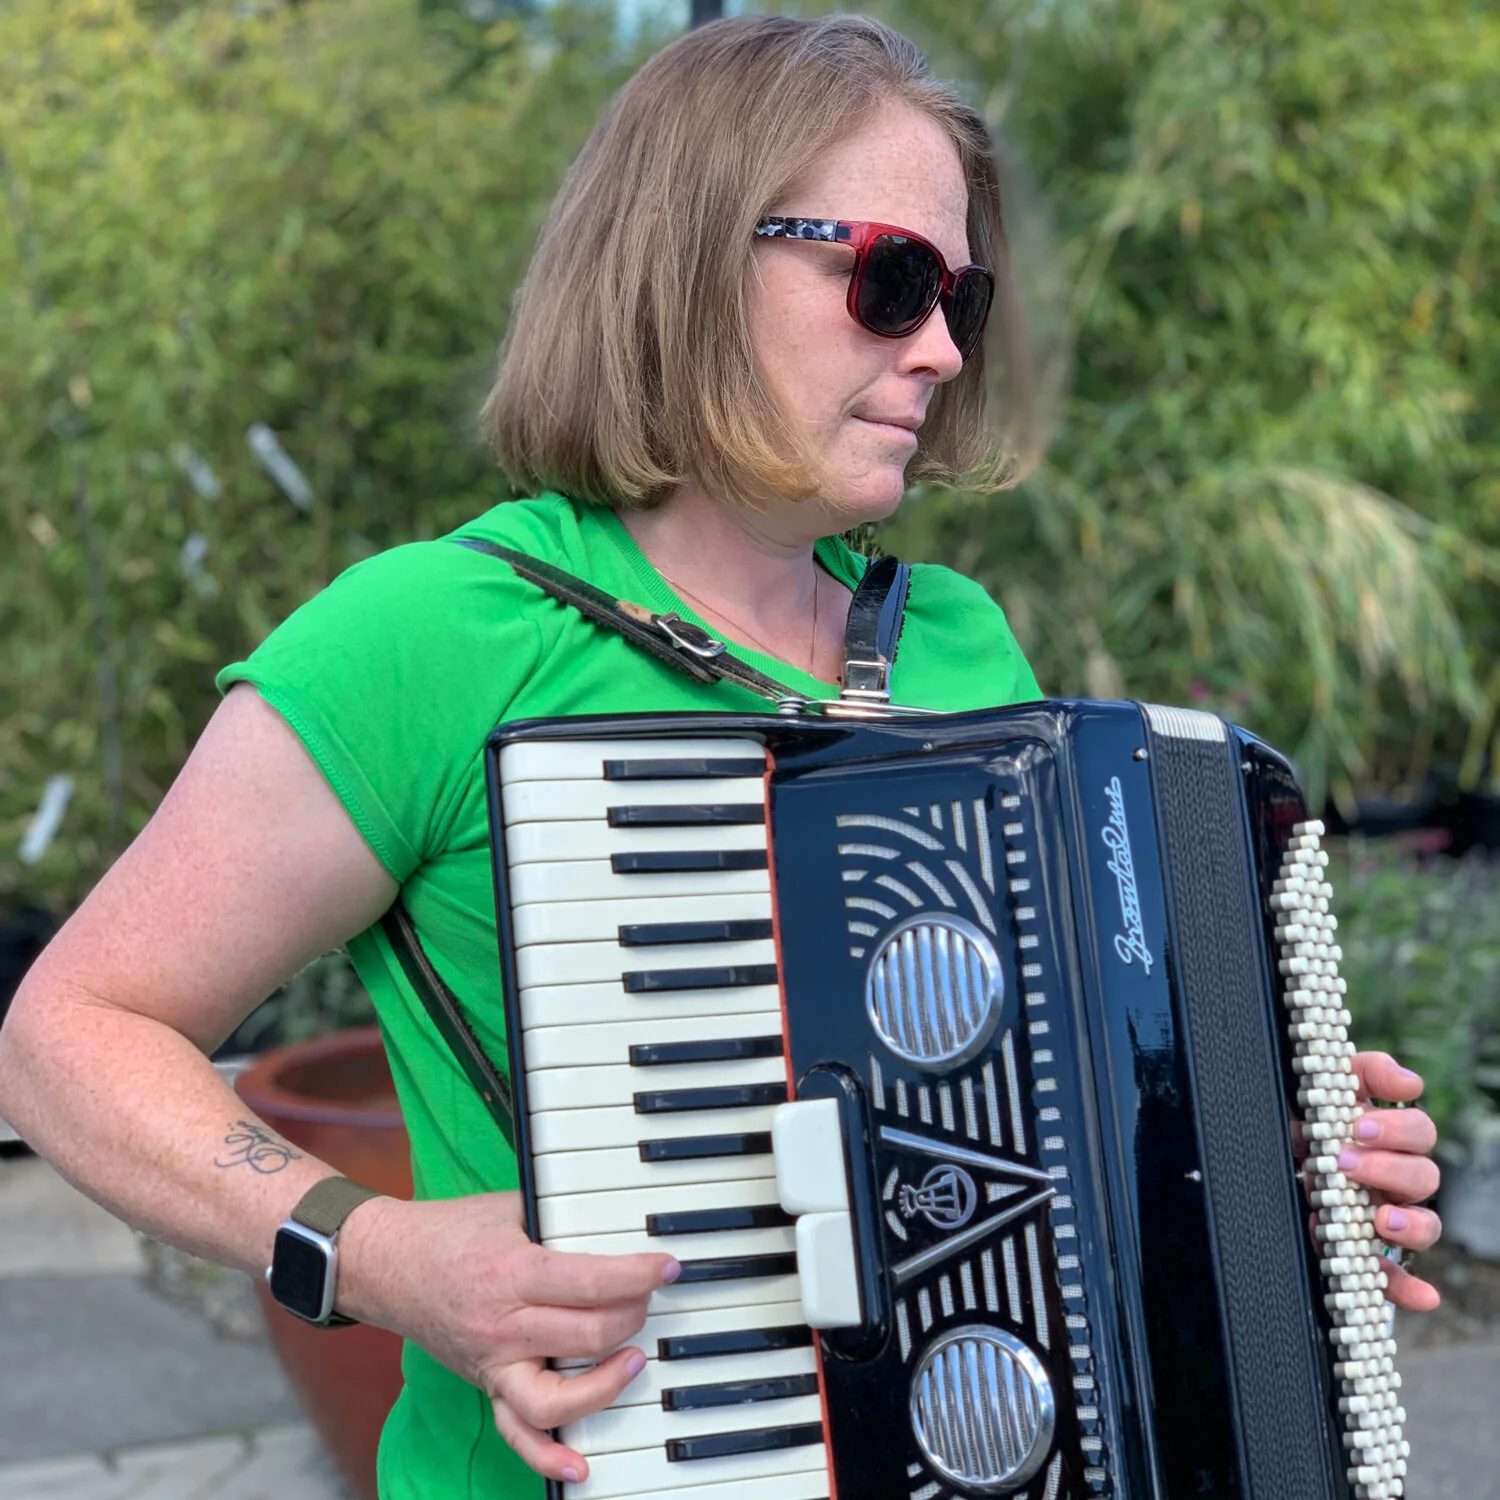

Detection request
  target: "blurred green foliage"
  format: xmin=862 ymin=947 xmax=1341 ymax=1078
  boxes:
xmin=3 ymin=0 xmax=1499 ymax=918
xmin=0 ymin=0 xmax=652 ymax=907
xmin=1334 ymin=843 xmax=1500 ymax=1152
xmin=875 ymin=0 xmax=1500 ymax=802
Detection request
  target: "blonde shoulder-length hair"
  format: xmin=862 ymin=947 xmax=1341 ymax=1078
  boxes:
xmin=483 ymin=13 xmax=1034 ymax=510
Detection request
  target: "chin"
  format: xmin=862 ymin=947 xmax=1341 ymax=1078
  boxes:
xmin=822 ymin=468 xmax=912 ymax=525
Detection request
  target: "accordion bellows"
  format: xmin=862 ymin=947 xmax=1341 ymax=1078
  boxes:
xmin=485 ymin=699 xmax=1405 ymax=1500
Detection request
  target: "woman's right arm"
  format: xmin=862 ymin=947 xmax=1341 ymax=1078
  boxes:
xmin=0 ymin=685 xmax=674 ymax=1484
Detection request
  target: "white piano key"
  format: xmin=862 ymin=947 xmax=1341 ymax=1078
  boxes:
xmin=522 ymin=981 xmax=782 ymax=1031
xmin=555 ymin=1295 xmax=809 ymax=1370
xmin=569 ymin=1435 xmax=827 ymax=1500
xmin=646 ymin=1273 xmax=802 ymax=1318
xmin=513 ymin=892 xmax=772 ymax=945
xmin=511 ymin=860 xmax=771 ymax=905
xmin=525 ymin=1055 xmax=786 ymax=1114
xmin=586 ymin=1343 xmax=819 ymax=1411
xmin=518 ymin=937 xmax=776 ymax=989
xmin=500 ymin=738 xmax=765 ymax=783
xmin=538 ymin=1176 xmax=781 ymax=1238
xmin=525 ymin=1014 xmax=783 ymax=1073
xmin=548 ymin=1224 xmax=795 ymax=1262
xmin=509 ymin=820 xmax=770 ymax=868
xmin=530 ymin=1102 xmax=778 ymax=1155
xmin=534 ymin=1144 xmax=775 ymax=1198
xmin=504 ymin=778 xmax=766 ymax=825
xmin=569 ymin=1392 xmax=824 ymax=1459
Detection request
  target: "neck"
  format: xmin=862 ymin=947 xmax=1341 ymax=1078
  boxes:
xmin=618 ymin=483 xmax=851 ymax=679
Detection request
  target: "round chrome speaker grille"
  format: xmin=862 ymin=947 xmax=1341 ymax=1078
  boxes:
xmin=866 ymin=914 xmax=1003 ymax=1068
xmin=910 ymin=1327 xmax=1055 ymax=1492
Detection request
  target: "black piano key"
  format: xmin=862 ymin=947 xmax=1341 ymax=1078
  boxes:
xmin=612 ymin=849 xmax=768 ymax=874
xmin=618 ymin=918 xmax=775 ymax=947
xmin=629 ymin=1036 xmax=784 ymax=1067
xmin=607 ymin=803 xmax=765 ymax=827
xmin=639 ymin=1132 xmax=773 ymax=1162
xmin=672 ymin=1252 xmax=799 ymax=1284
xmin=646 ymin=1203 xmax=793 ymax=1236
xmin=659 ymin=1324 xmax=812 ymax=1361
xmin=634 ymin=1083 xmax=788 ymax=1114
xmin=604 ymin=757 xmax=765 ymax=781
xmin=661 ymin=1373 xmax=820 ymax=1411
xmin=622 ymin=964 xmax=778 ymax=993
xmin=667 ymin=1423 xmax=824 ymax=1463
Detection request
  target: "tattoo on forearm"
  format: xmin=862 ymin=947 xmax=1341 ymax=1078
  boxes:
xmin=214 ymin=1120 xmax=303 ymax=1174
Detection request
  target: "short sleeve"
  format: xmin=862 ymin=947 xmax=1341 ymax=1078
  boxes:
xmin=216 ymin=541 xmax=545 ymax=882
xmin=903 ymin=563 xmax=1043 ymax=710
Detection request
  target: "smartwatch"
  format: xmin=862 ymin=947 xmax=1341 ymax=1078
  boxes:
xmin=265 ymin=1176 xmax=383 ymax=1327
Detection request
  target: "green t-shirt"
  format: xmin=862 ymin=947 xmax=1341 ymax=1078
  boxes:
xmin=217 ymin=492 xmax=1040 ymax=1499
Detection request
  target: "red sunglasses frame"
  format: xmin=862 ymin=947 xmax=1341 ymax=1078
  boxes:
xmin=753 ymin=216 xmax=994 ymax=359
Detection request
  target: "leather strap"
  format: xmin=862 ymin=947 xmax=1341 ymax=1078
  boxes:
xmin=840 ymin=555 xmax=911 ymax=704
xmin=381 ymin=902 xmax=516 ymax=1152
xmin=290 ymin=1175 xmax=383 ymax=1238
xmin=453 ymin=538 xmax=809 ymax=709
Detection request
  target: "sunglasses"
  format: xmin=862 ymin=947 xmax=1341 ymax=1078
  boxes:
xmin=754 ymin=216 xmax=994 ymax=361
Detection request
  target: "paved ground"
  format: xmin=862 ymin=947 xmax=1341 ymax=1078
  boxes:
xmin=0 ymin=1150 xmax=346 ymax=1498
xmin=0 ymin=1146 xmax=1495 ymax=1498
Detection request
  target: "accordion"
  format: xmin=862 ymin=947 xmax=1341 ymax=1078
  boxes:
xmin=484 ymin=700 xmax=1407 ymax=1500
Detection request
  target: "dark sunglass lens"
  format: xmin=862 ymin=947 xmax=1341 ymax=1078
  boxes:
xmin=856 ymin=235 xmax=941 ymax=335
xmin=946 ymin=268 xmax=995 ymax=358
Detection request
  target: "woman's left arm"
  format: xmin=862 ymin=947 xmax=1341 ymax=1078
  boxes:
xmin=1338 ymin=1051 xmax=1443 ymax=1311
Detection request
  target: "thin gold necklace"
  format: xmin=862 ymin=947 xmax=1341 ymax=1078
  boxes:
xmin=659 ymin=565 xmax=821 ymax=677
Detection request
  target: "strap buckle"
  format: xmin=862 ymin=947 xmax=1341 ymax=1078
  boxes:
xmin=655 ymin=613 xmax=728 ymax=660
xmin=841 ymin=657 xmax=892 ymax=703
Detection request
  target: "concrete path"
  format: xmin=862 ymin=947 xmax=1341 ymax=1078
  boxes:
xmin=0 ymin=1149 xmax=1495 ymax=1498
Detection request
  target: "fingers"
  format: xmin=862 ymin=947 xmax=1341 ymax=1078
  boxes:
xmin=1336 ymin=1142 xmax=1441 ymax=1206
xmin=1381 ymin=1255 xmax=1441 ymax=1313
xmin=502 ymin=1298 xmax=656 ymax=1362
xmin=1351 ymin=1051 xmax=1425 ymax=1107
xmin=491 ymin=1347 xmax=650 ymax=1481
xmin=1348 ymin=1105 xmax=1438 ymax=1158
xmin=1374 ymin=1202 xmax=1443 ymax=1254
xmin=514 ymin=1245 xmax=681 ymax=1309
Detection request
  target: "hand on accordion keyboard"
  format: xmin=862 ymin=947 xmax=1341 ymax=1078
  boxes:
xmin=336 ymin=1189 xmax=680 ymax=1484
xmin=1299 ymin=1050 xmax=1443 ymax=1312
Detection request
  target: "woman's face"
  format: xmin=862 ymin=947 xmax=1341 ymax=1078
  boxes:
xmin=748 ymin=105 xmax=971 ymax=525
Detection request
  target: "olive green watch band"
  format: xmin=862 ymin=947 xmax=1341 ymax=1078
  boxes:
xmin=290 ymin=1175 xmax=383 ymax=1238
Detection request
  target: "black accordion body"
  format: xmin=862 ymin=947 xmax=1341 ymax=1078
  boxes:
xmin=484 ymin=700 xmax=1406 ymax=1500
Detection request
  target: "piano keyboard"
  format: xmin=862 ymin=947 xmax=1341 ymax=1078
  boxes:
xmin=499 ymin=737 xmax=831 ymax=1500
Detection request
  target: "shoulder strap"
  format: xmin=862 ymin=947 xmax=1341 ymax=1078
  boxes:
xmin=451 ymin=535 xmax=911 ymax=711
xmin=452 ymin=537 xmax=807 ymax=708
xmin=380 ymin=902 xmax=516 ymax=1152
xmin=840 ymin=555 xmax=912 ymax=705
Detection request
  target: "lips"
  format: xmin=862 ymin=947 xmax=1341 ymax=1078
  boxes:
xmin=856 ymin=415 xmax=922 ymax=438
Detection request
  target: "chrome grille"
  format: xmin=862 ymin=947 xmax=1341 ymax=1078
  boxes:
xmin=910 ymin=1327 xmax=1055 ymax=1491
xmin=866 ymin=915 xmax=1003 ymax=1067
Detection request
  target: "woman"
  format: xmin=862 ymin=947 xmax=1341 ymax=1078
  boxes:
xmin=0 ymin=14 xmax=1442 ymax=1498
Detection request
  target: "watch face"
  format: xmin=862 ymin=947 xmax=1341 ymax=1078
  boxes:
xmin=270 ymin=1227 xmax=332 ymax=1322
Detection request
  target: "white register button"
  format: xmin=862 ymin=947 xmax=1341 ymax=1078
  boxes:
xmin=772 ymin=1098 xmax=862 ymax=1329
xmin=771 ymin=1099 xmax=849 ymax=1215
xmin=795 ymin=1211 xmax=862 ymax=1329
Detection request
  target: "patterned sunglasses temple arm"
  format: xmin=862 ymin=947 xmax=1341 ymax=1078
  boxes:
xmin=754 ymin=217 xmax=851 ymax=244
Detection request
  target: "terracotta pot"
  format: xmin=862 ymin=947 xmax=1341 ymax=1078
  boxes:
xmin=236 ymin=1026 xmax=411 ymax=1500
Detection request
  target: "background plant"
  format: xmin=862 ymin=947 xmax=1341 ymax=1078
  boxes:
xmin=1333 ymin=843 xmax=1500 ymax=1153
xmin=4 ymin=0 xmax=1499 ymax=913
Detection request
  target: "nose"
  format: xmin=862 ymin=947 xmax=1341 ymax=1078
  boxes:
xmin=898 ymin=303 xmax=966 ymax=385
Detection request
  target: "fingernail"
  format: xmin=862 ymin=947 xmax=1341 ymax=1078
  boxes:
xmin=1398 ymin=1066 xmax=1422 ymax=1079
xmin=1337 ymin=1147 xmax=1360 ymax=1171
xmin=562 ymin=1469 xmax=581 ymax=1484
xmin=625 ymin=1351 xmax=647 ymax=1379
xmin=1356 ymin=1118 xmax=1380 ymax=1141
xmin=1387 ymin=1208 xmax=1409 ymax=1232
xmin=662 ymin=1260 xmax=683 ymax=1284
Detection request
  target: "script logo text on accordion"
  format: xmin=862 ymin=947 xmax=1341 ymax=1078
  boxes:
xmin=1101 ymin=775 xmax=1154 ymax=974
